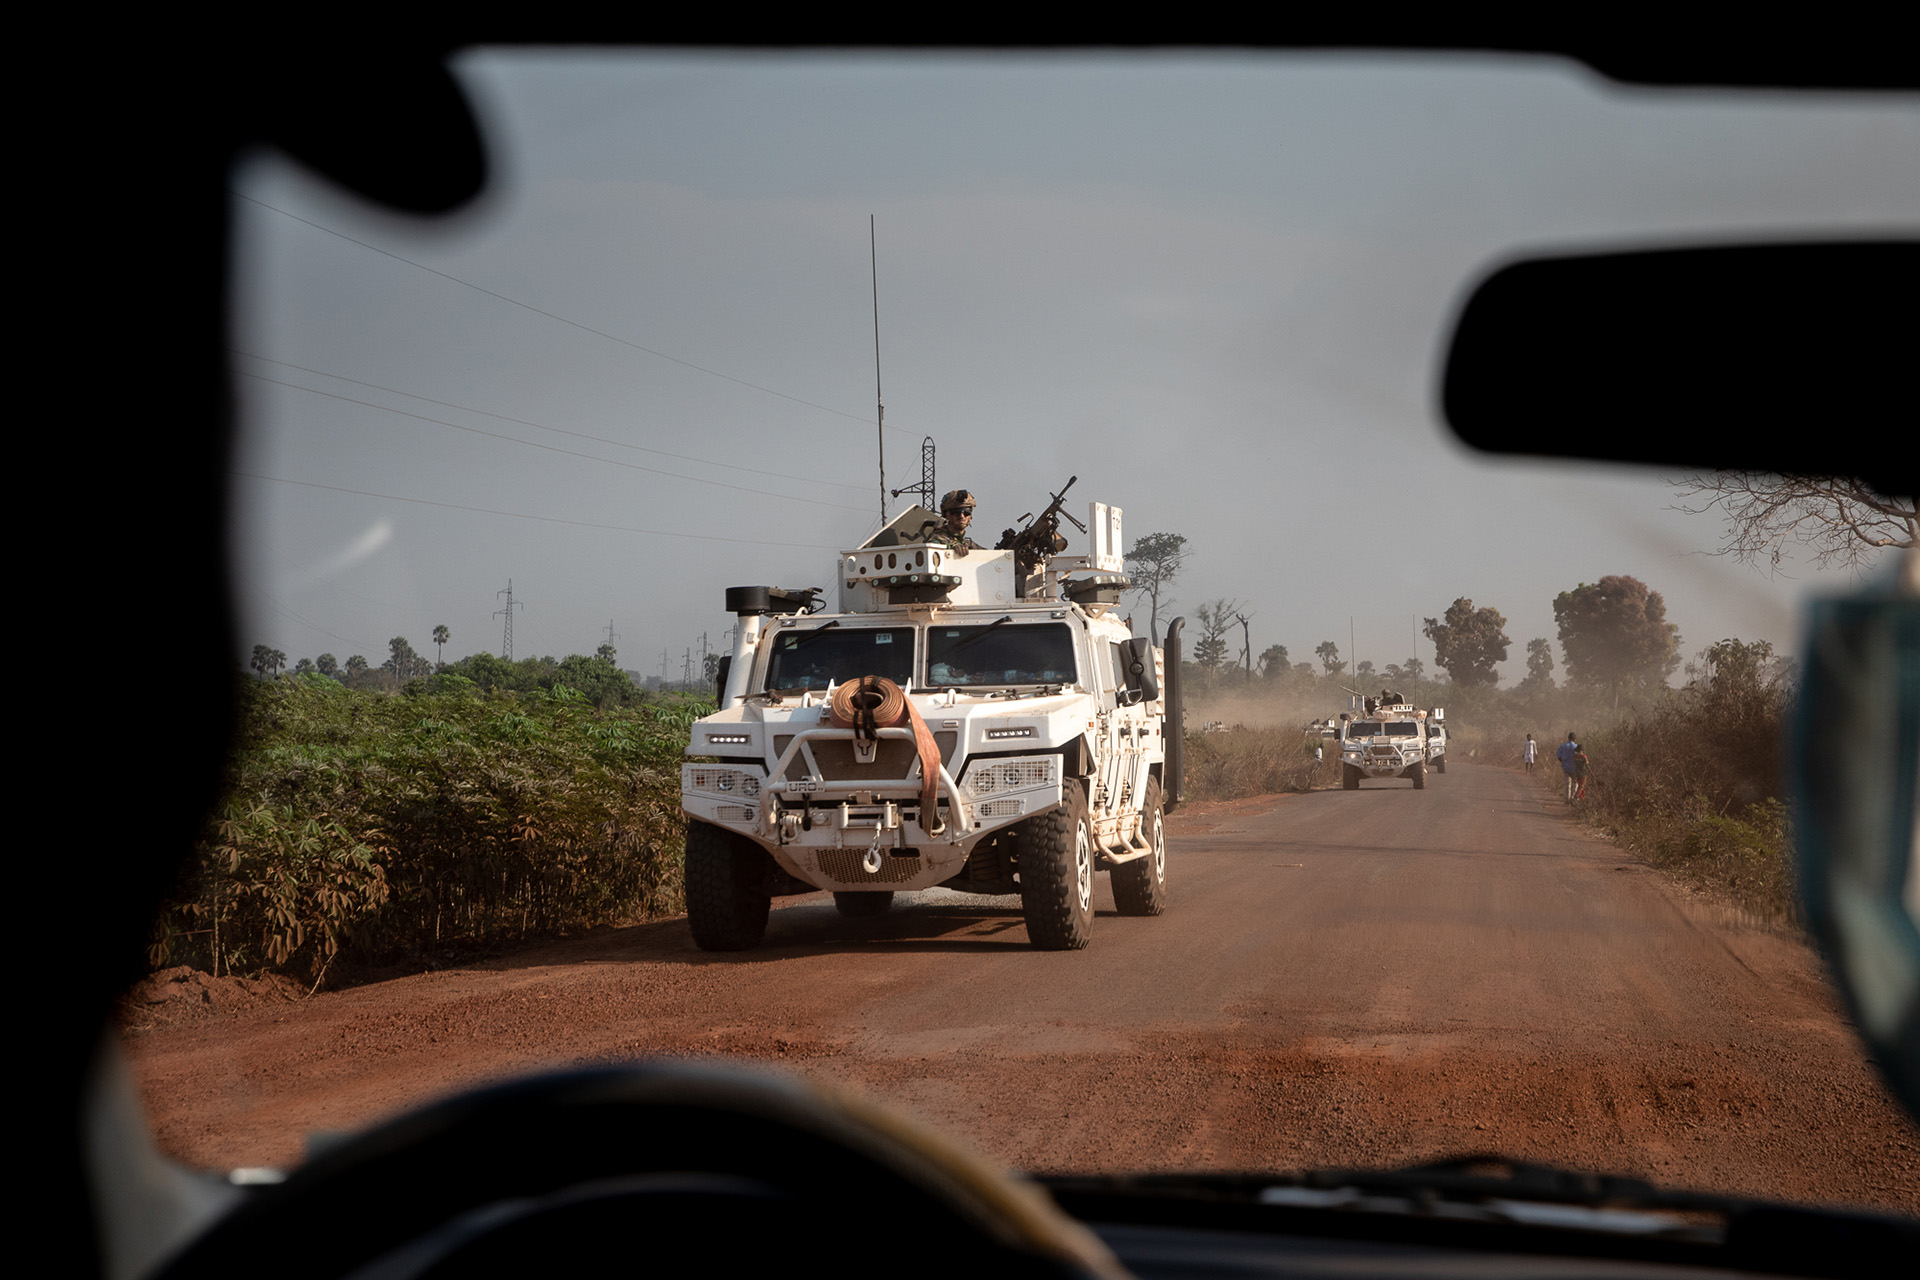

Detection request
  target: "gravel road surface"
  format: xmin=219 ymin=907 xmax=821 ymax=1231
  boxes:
xmin=122 ymin=763 xmax=1920 ymax=1213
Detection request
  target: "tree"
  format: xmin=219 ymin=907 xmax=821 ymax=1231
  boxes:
xmin=293 ymin=657 xmax=315 ymax=676
xmin=386 ymin=636 xmax=424 ymax=682
xmin=433 ymin=625 xmax=450 ymax=669
xmin=1191 ymin=599 xmax=1239 ymax=673
xmin=1691 ymin=637 xmax=1783 ymax=697
xmin=596 ymin=642 xmax=618 ymax=665
xmin=345 ymin=655 xmax=369 ymax=680
xmin=1124 ymin=532 xmax=1187 ymax=637
xmin=1553 ymin=576 xmax=1681 ymax=707
xmin=1258 ymin=644 xmax=1290 ymax=679
xmin=1670 ymin=472 xmax=1916 ymax=576
xmin=1314 ymin=640 xmax=1345 ymax=678
xmin=250 ymin=644 xmax=271 ymax=679
xmin=1520 ymin=637 xmax=1556 ymax=691
xmin=316 ymin=653 xmax=339 ymax=680
xmin=1422 ymin=598 xmax=1510 ymax=687
xmin=1355 ymin=659 xmax=1377 ymax=683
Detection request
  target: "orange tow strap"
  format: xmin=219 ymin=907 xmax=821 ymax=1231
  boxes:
xmin=828 ymin=675 xmax=945 ymax=835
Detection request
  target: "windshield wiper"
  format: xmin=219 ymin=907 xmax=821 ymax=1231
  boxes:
xmin=947 ymin=615 xmax=1014 ymax=653
xmin=784 ymin=620 xmax=842 ymax=651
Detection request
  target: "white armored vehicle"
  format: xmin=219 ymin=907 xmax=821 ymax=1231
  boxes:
xmin=1337 ymin=697 xmax=1442 ymax=789
xmin=680 ymin=485 xmax=1186 ymax=952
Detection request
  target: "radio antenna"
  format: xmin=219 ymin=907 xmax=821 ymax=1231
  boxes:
xmin=871 ymin=214 xmax=886 ymax=527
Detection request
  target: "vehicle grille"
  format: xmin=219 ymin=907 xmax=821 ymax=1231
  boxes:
xmin=976 ymin=798 xmax=1026 ymax=818
xmin=713 ymin=805 xmax=756 ymax=822
xmin=774 ymin=732 xmax=958 ymax=782
xmin=816 ymin=849 xmax=925 ymax=884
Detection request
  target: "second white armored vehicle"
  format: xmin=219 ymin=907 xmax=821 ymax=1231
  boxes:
xmin=1337 ymin=701 xmax=1441 ymax=789
xmin=681 ymin=492 xmax=1184 ymax=952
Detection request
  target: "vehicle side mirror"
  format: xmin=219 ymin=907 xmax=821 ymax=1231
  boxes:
xmin=1790 ymin=588 xmax=1920 ymax=1121
xmin=1123 ymin=637 xmax=1159 ymax=704
xmin=713 ymin=655 xmax=732 ymax=708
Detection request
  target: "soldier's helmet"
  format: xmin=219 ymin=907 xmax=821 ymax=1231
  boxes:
xmin=940 ymin=489 xmax=977 ymax=513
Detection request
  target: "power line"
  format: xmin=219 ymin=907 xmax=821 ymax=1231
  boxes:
xmin=231 ymin=350 xmax=872 ymax=494
xmin=234 ymin=470 xmax=848 ymax=549
xmin=236 ymin=578 xmax=379 ymax=653
xmin=233 ymin=190 xmax=914 ymax=437
xmin=240 ymin=370 xmax=870 ymax=513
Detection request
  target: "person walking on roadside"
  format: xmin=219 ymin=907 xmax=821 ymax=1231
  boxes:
xmin=1572 ymin=744 xmax=1591 ymax=801
xmin=1556 ymin=732 xmax=1580 ymax=803
xmin=1523 ymin=733 xmax=1538 ymax=774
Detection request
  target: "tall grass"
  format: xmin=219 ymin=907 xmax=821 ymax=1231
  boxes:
xmin=1184 ymin=728 xmax=1342 ymax=800
xmin=151 ymin=673 xmax=701 ymax=985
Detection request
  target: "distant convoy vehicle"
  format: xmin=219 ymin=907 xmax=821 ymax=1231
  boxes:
xmin=681 ymin=486 xmax=1180 ymax=951
xmin=1339 ymin=697 xmax=1446 ymax=789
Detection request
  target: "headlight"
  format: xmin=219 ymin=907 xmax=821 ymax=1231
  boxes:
xmin=964 ymin=758 xmax=1056 ymax=796
xmin=685 ymin=766 xmax=762 ymax=797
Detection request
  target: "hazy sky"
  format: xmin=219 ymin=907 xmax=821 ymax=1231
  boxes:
xmin=230 ymin=51 xmax=1918 ymax=685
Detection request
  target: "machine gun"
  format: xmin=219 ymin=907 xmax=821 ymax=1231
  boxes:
xmin=996 ymin=474 xmax=1087 ymax=578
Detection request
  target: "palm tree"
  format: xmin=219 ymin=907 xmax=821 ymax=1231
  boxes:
xmin=433 ymin=625 xmax=449 ymax=670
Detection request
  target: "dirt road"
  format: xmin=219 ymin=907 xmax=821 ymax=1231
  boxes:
xmin=123 ymin=764 xmax=1920 ymax=1213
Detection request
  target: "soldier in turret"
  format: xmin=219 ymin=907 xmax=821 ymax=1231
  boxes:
xmin=933 ymin=489 xmax=984 ymax=554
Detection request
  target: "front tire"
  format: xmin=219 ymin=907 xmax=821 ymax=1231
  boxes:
xmin=1113 ymin=778 xmax=1167 ymax=917
xmin=685 ymin=819 xmax=772 ymax=951
xmin=1436 ymin=756 xmax=1447 ymax=773
xmin=1411 ymin=761 xmax=1427 ymax=790
xmin=1343 ymin=763 xmax=1361 ymax=791
xmin=834 ymin=891 xmax=893 ymax=918
xmin=1016 ymin=782 xmax=1094 ymax=950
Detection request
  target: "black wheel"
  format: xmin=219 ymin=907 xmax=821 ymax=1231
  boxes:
xmin=1113 ymin=777 xmax=1167 ymax=917
xmin=833 ymin=891 xmax=893 ymax=918
xmin=1436 ymin=755 xmax=1447 ymax=773
xmin=1343 ymin=763 xmax=1361 ymax=790
xmin=1016 ymin=781 xmax=1094 ymax=950
xmin=1411 ymin=761 xmax=1427 ymax=790
xmin=685 ymin=819 xmax=772 ymax=951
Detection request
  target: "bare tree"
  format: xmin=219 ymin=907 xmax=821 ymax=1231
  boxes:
xmin=1124 ymin=532 xmax=1187 ymax=638
xmin=1670 ymin=472 xmax=1916 ymax=577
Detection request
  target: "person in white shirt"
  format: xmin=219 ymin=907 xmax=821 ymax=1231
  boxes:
xmin=1523 ymin=733 xmax=1537 ymax=774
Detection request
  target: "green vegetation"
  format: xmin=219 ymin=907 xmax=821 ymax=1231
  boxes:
xmin=1564 ymin=638 xmax=1796 ymax=922
xmin=151 ymin=672 xmax=703 ymax=986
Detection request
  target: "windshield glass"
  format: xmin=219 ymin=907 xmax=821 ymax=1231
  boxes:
xmin=765 ymin=626 xmax=914 ymax=690
xmin=1386 ymin=722 xmax=1419 ymax=736
xmin=128 ymin=49 xmax=1920 ymax=1223
xmin=927 ymin=622 xmax=1078 ymax=687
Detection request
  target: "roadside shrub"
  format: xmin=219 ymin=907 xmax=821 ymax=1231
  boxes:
xmin=1185 ymin=728 xmax=1340 ymax=800
xmin=1563 ymin=658 xmax=1796 ymax=922
xmin=151 ymin=677 xmax=699 ymax=984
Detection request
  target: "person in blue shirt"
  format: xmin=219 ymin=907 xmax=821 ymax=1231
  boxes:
xmin=1556 ymin=733 xmax=1581 ymax=802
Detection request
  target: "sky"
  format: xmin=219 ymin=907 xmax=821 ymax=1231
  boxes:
xmin=229 ymin=51 xmax=1919 ymax=686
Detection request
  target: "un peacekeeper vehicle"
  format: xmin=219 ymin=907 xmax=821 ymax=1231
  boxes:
xmin=1424 ymin=708 xmax=1448 ymax=771
xmin=681 ymin=488 xmax=1184 ymax=952
xmin=1338 ymin=697 xmax=1438 ymax=789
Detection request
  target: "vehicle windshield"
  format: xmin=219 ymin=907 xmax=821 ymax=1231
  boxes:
xmin=127 ymin=49 xmax=1920 ymax=1223
xmin=764 ymin=626 xmax=914 ymax=691
xmin=927 ymin=623 xmax=1078 ymax=687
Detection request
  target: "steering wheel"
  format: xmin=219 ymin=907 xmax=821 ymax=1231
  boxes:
xmin=155 ymin=1064 xmax=1124 ymax=1279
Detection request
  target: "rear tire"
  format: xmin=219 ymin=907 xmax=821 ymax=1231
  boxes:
xmin=685 ymin=819 xmax=772 ymax=951
xmin=1112 ymin=778 xmax=1167 ymax=917
xmin=1343 ymin=763 xmax=1361 ymax=791
xmin=1016 ymin=782 xmax=1094 ymax=950
xmin=833 ymin=891 xmax=893 ymax=918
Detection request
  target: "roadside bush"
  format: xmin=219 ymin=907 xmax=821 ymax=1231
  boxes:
xmin=1185 ymin=728 xmax=1341 ymax=800
xmin=150 ymin=675 xmax=699 ymax=984
xmin=1566 ymin=655 xmax=1796 ymax=921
